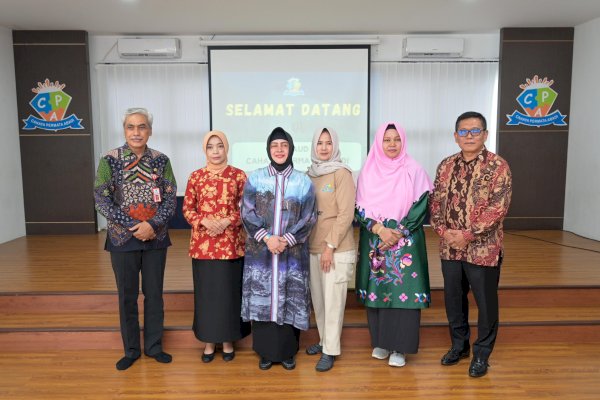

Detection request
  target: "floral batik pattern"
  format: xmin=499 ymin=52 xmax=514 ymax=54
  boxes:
xmin=182 ymin=165 xmax=247 ymax=260
xmin=94 ymin=144 xmax=177 ymax=246
xmin=355 ymin=192 xmax=431 ymax=310
xmin=429 ymin=148 xmax=512 ymax=267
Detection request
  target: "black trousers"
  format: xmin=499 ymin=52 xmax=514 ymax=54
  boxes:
xmin=441 ymin=259 xmax=501 ymax=361
xmin=111 ymin=248 xmax=167 ymax=358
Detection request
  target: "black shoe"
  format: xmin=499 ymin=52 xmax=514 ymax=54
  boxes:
xmin=441 ymin=348 xmax=470 ymax=366
xmin=306 ymin=343 xmax=323 ymax=356
xmin=202 ymin=351 xmax=215 ymax=363
xmin=315 ymin=354 xmax=335 ymax=372
xmin=145 ymin=351 xmax=172 ymax=364
xmin=259 ymin=357 xmax=272 ymax=370
xmin=469 ymin=358 xmax=489 ymax=377
xmin=222 ymin=351 xmax=235 ymax=362
xmin=281 ymin=357 xmax=296 ymax=370
xmin=116 ymin=356 xmax=139 ymax=371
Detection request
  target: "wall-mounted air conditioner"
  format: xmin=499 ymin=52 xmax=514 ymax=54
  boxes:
xmin=117 ymin=38 xmax=181 ymax=59
xmin=403 ymin=37 xmax=464 ymax=58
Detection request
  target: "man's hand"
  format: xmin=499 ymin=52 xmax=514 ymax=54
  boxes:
xmin=130 ymin=221 xmax=156 ymax=241
xmin=444 ymin=229 xmax=468 ymax=250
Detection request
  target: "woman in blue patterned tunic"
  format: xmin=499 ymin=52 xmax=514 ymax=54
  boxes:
xmin=241 ymin=127 xmax=317 ymax=371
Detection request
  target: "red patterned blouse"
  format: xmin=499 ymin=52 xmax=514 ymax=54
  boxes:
xmin=182 ymin=165 xmax=247 ymax=260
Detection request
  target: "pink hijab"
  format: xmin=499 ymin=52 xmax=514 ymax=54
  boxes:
xmin=356 ymin=122 xmax=433 ymax=223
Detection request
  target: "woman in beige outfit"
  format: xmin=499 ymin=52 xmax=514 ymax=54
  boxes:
xmin=306 ymin=127 xmax=356 ymax=372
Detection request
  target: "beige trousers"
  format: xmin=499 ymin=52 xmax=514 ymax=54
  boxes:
xmin=309 ymin=250 xmax=356 ymax=356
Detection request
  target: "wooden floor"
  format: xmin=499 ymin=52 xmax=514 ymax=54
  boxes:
xmin=1 ymin=228 xmax=600 ymax=399
xmin=1 ymin=228 xmax=600 ymax=293
xmin=1 ymin=344 xmax=599 ymax=399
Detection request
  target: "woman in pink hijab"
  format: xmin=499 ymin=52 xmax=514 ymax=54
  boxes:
xmin=355 ymin=122 xmax=433 ymax=368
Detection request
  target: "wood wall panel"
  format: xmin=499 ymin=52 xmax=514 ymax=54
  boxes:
xmin=497 ymin=28 xmax=573 ymax=229
xmin=13 ymin=30 xmax=96 ymax=234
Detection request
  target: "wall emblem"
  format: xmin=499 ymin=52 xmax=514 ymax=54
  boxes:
xmin=22 ymin=79 xmax=84 ymax=131
xmin=506 ymin=75 xmax=567 ymax=127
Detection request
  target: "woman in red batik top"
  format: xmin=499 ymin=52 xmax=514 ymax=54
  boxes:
xmin=183 ymin=130 xmax=250 ymax=363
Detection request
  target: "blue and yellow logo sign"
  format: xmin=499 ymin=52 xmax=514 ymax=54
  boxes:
xmin=23 ymin=79 xmax=84 ymax=131
xmin=283 ymin=77 xmax=304 ymax=96
xmin=506 ymin=75 xmax=567 ymax=127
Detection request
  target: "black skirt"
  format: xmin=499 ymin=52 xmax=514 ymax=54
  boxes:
xmin=192 ymin=258 xmax=251 ymax=343
xmin=252 ymin=321 xmax=300 ymax=362
xmin=367 ymin=307 xmax=421 ymax=354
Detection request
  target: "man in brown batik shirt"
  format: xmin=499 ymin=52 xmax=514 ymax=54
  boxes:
xmin=429 ymin=111 xmax=512 ymax=378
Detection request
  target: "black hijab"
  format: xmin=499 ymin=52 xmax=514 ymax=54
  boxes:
xmin=267 ymin=127 xmax=295 ymax=172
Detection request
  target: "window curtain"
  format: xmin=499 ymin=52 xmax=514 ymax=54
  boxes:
xmin=95 ymin=63 xmax=209 ymax=194
xmin=370 ymin=62 xmax=499 ymax=178
xmin=94 ymin=63 xmax=209 ymax=229
xmin=93 ymin=61 xmax=497 ymax=228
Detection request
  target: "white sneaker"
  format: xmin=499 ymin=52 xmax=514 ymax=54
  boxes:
xmin=388 ymin=352 xmax=406 ymax=367
xmin=371 ymin=347 xmax=390 ymax=360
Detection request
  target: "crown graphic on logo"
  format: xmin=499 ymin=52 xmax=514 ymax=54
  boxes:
xmin=507 ymin=75 xmax=567 ymax=127
xmin=31 ymin=79 xmax=66 ymax=94
xmin=23 ymin=78 xmax=83 ymax=131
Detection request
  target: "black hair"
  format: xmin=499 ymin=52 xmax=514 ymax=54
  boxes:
xmin=455 ymin=111 xmax=487 ymax=132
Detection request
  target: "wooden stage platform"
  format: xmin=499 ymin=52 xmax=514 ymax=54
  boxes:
xmin=1 ymin=228 xmax=599 ymax=399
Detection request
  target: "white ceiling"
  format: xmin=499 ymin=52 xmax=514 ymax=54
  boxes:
xmin=1 ymin=0 xmax=600 ymax=35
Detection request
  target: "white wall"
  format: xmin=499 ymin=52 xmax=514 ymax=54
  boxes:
xmin=0 ymin=26 xmax=25 ymax=243
xmin=89 ymin=33 xmax=499 ymax=65
xmin=564 ymin=18 xmax=600 ymax=240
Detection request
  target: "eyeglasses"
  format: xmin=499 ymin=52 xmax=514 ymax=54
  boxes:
xmin=457 ymin=128 xmax=486 ymax=137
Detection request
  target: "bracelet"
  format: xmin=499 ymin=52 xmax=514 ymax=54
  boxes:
xmin=264 ymin=234 xmax=272 ymax=242
xmin=326 ymin=243 xmax=335 ymax=249
xmin=397 ymin=224 xmax=410 ymax=237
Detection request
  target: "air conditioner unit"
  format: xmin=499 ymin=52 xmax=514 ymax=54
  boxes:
xmin=117 ymin=38 xmax=181 ymax=59
xmin=403 ymin=37 xmax=464 ymax=58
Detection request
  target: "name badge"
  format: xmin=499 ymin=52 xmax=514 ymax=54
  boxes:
xmin=152 ymin=187 xmax=162 ymax=202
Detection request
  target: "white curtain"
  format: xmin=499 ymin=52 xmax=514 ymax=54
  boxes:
xmin=95 ymin=63 xmax=210 ymax=195
xmin=370 ymin=62 xmax=498 ymax=179
xmin=93 ymin=61 xmax=497 ymax=229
